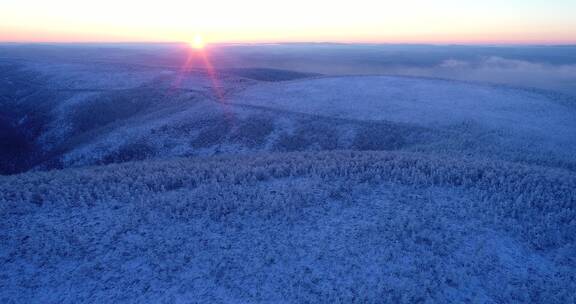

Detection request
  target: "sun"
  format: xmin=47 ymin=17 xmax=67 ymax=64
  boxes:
xmin=190 ymin=35 xmax=205 ymax=49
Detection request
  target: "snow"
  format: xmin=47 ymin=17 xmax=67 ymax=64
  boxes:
xmin=231 ymin=75 xmax=576 ymax=169
xmin=233 ymin=76 xmax=576 ymax=139
xmin=22 ymin=62 xmax=164 ymax=90
xmin=2 ymin=59 xmax=576 ymax=303
xmin=1 ymin=151 xmax=575 ymax=303
xmin=6 ymin=60 xmax=576 ymax=172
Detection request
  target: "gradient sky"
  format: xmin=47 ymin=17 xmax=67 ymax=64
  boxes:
xmin=1 ymin=0 xmax=575 ymax=44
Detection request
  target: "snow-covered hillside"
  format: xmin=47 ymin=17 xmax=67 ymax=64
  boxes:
xmin=2 ymin=49 xmax=576 ymax=303
xmin=2 ymin=151 xmax=575 ymax=303
xmin=232 ymin=76 xmax=576 ymax=170
xmin=3 ymin=58 xmax=576 ymax=172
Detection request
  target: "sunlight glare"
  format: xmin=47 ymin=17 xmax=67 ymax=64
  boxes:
xmin=191 ymin=35 xmax=205 ymax=49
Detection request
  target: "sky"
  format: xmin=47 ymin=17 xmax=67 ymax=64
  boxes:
xmin=1 ymin=0 xmax=575 ymax=44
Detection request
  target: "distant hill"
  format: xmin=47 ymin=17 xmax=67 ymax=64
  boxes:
xmin=1 ymin=46 xmax=575 ymax=303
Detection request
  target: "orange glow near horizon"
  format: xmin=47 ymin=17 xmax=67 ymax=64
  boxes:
xmin=1 ymin=1 xmax=575 ymax=45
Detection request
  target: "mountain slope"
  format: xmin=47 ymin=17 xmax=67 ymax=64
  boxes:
xmin=1 ymin=151 xmax=575 ymax=303
xmin=232 ymin=75 xmax=576 ymax=170
xmin=2 ymin=55 xmax=576 ymax=303
xmin=3 ymin=61 xmax=576 ymax=173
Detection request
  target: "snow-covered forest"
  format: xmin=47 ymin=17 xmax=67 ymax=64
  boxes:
xmin=1 ymin=44 xmax=575 ymax=303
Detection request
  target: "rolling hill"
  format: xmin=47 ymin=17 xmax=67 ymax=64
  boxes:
xmin=1 ymin=52 xmax=575 ymax=303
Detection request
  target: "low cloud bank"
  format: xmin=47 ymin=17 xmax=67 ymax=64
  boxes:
xmin=399 ymin=57 xmax=576 ymax=96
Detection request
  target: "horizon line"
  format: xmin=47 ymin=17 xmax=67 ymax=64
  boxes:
xmin=1 ymin=41 xmax=576 ymax=47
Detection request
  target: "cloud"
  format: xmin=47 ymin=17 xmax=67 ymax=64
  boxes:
xmin=428 ymin=57 xmax=576 ymax=95
xmin=438 ymin=59 xmax=470 ymax=69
